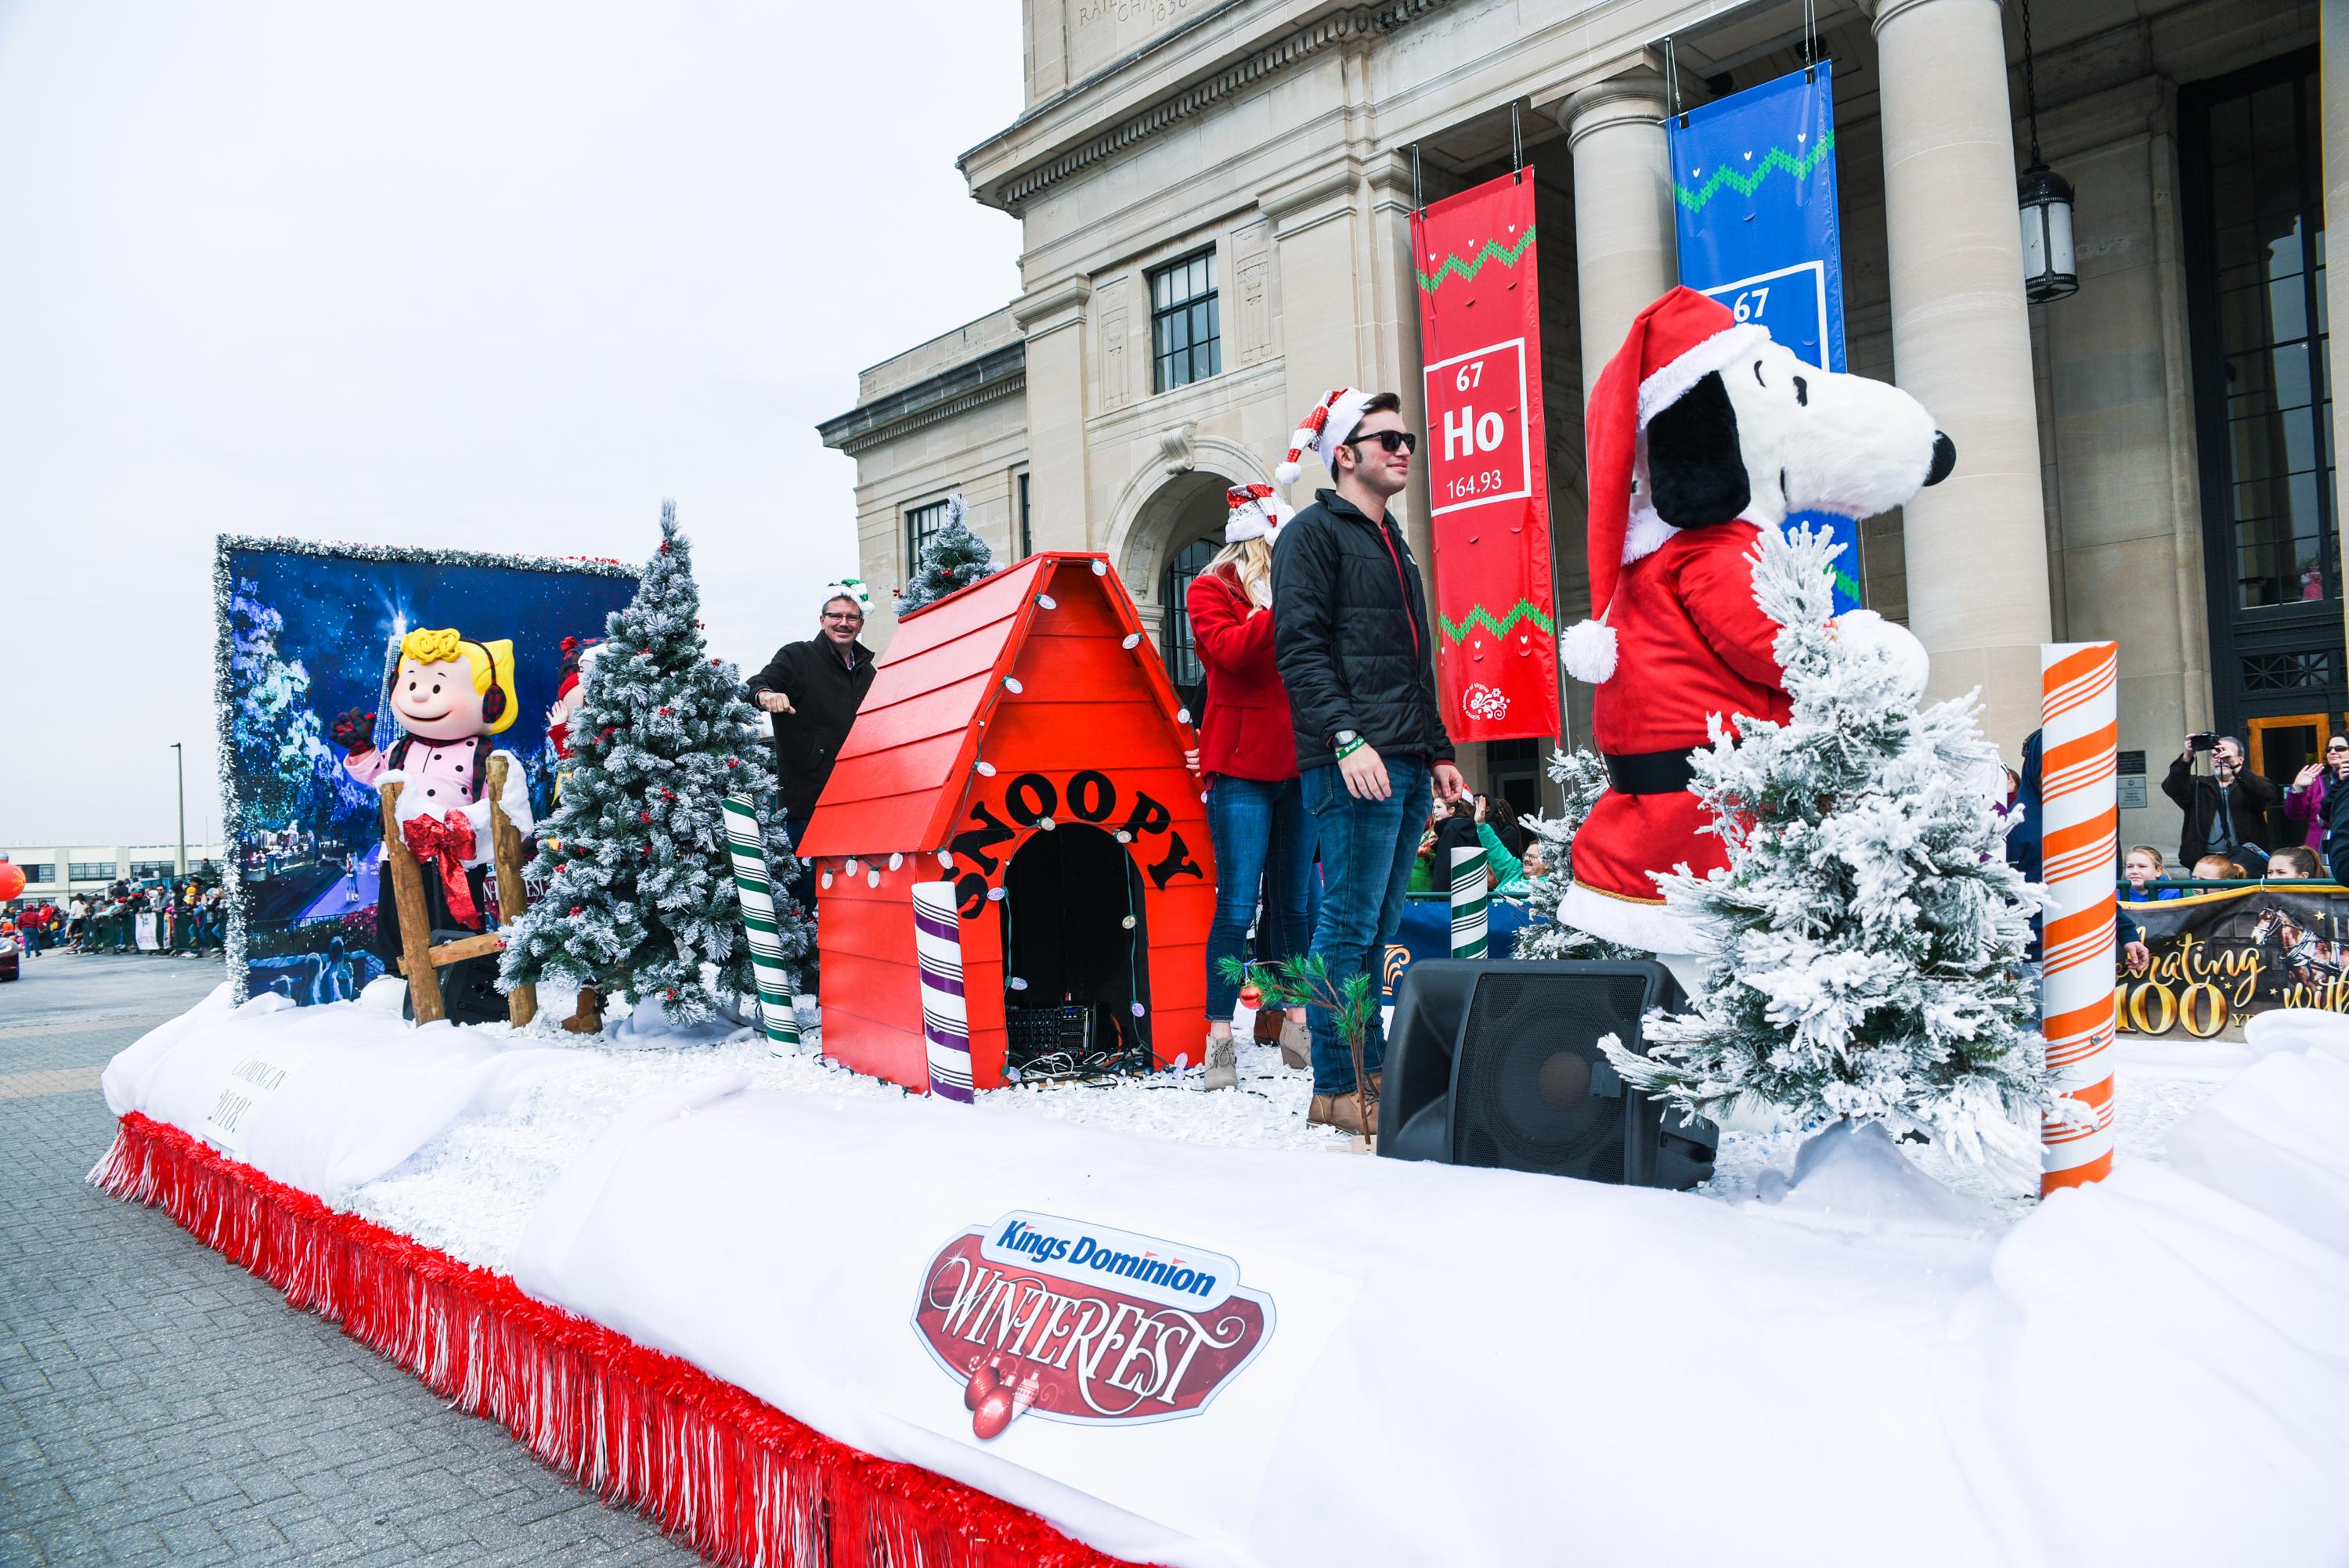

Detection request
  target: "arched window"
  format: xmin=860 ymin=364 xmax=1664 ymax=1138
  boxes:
xmin=1161 ymin=536 xmax=1218 ymax=716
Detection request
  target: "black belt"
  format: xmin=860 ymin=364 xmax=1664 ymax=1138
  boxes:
xmin=1603 ymin=748 xmax=1698 ymax=795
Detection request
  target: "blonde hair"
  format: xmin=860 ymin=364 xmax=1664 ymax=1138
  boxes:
xmin=2123 ymin=845 xmax=2166 ymax=873
xmin=1206 ymin=535 xmax=1275 ymax=608
xmin=398 ymin=627 xmax=518 ymax=735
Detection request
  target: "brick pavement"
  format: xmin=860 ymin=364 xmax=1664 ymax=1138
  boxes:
xmin=0 ymin=953 xmax=702 ymax=1566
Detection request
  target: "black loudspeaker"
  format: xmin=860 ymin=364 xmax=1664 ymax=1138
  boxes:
xmin=1379 ymin=960 xmax=1719 ymax=1189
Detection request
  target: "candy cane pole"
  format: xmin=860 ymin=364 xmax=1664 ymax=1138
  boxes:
xmin=913 ymin=881 xmax=974 ymax=1102
xmin=2037 ymin=642 xmax=2119 ymax=1194
xmin=722 ymin=794 xmax=802 ymax=1054
xmin=1450 ymin=845 xmax=1490 ymax=960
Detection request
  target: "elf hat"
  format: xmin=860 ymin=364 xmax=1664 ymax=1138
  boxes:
xmin=819 ymin=577 xmax=873 ymax=618
xmin=1275 ymin=388 xmax=1377 ymax=488
xmin=1224 ymin=483 xmax=1286 ymax=542
xmin=1559 ymin=287 xmax=1767 ymax=683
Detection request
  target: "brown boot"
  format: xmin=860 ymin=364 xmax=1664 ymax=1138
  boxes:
xmin=1307 ymin=1089 xmax=1378 ymax=1137
xmin=1276 ymin=1015 xmax=1311 ymax=1072
xmin=1202 ymin=1032 xmax=1237 ymax=1091
xmin=1253 ymin=1007 xmax=1285 ymax=1046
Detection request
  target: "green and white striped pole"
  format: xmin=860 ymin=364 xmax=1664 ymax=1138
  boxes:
xmin=724 ymin=792 xmax=802 ymax=1053
xmin=1450 ymin=844 xmax=1489 ymax=960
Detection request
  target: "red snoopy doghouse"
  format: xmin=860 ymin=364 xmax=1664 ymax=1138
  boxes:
xmin=796 ymin=553 xmax=1214 ymax=1094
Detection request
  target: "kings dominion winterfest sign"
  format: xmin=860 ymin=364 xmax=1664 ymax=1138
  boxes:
xmin=2117 ymin=884 xmax=2349 ymax=1036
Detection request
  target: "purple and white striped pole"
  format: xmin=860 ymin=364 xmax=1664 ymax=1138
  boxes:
xmin=912 ymin=880 xmax=973 ymax=1101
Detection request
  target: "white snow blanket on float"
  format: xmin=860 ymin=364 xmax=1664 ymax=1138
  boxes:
xmin=100 ymin=999 xmax=2349 ymax=1568
xmin=101 ymin=984 xmax=575 ymax=1202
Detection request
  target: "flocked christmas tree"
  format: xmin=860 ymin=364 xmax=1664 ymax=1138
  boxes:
xmin=225 ymin=577 xmax=334 ymax=829
xmin=1601 ymin=524 xmax=2060 ymax=1165
xmin=1513 ymin=746 xmax=1640 ymax=962
xmin=893 ymin=494 xmax=995 ymax=614
xmin=500 ymin=504 xmax=814 ymax=1026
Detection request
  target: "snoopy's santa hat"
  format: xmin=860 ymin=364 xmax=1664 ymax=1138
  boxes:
xmin=1224 ymin=483 xmax=1286 ymax=542
xmin=1559 ymin=287 xmax=1766 ymax=683
xmin=1275 ymin=388 xmax=1377 ymax=488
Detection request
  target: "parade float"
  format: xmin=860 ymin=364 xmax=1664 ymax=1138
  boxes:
xmin=92 ymin=298 xmax=2349 ymax=1563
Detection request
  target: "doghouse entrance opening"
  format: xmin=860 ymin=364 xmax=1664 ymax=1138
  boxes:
xmin=999 ymin=824 xmax=1150 ymax=1080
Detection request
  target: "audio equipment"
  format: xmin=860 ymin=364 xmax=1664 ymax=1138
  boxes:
xmin=1379 ymin=959 xmax=1717 ymax=1188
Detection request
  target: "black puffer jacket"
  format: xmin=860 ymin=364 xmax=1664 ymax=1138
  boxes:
xmin=1271 ymin=488 xmax=1455 ymax=771
xmin=746 ymin=636 xmax=875 ymax=825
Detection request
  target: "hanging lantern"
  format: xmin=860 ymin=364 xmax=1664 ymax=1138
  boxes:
xmin=2018 ymin=161 xmax=2077 ymax=303
xmin=2015 ymin=0 xmax=2077 ymax=304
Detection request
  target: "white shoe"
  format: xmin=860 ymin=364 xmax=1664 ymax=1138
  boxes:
xmin=1202 ymin=1033 xmax=1237 ymax=1090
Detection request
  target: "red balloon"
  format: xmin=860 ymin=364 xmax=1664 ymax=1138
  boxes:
xmin=0 ymin=862 xmax=23 ymax=903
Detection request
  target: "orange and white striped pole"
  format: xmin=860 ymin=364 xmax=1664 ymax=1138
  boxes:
xmin=2037 ymin=642 xmax=2120 ymax=1194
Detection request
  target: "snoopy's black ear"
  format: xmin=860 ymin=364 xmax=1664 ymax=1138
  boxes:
xmin=1646 ymin=371 xmax=1749 ymax=528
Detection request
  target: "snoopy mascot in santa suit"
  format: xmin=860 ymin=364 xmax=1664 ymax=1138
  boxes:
xmin=1557 ymin=286 xmax=1955 ymax=992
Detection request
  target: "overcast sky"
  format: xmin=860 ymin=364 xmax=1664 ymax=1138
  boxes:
xmin=0 ymin=2 xmax=1024 ymax=849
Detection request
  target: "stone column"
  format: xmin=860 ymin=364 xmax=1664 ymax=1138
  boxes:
xmin=1559 ymin=63 xmax=1676 ymax=408
xmin=1871 ymin=0 xmax=2053 ymax=755
xmin=2325 ymin=0 xmax=2349 ymax=661
xmin=1012 ymin=276 xmax=1092 ymax=548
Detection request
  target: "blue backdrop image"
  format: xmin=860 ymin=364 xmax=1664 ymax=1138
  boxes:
xmin=213 ymin=538 xmax=640 ymax=1004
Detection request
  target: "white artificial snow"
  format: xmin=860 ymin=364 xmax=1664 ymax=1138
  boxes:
xmin=101 ymin=993 xmax=2349 ymax=1567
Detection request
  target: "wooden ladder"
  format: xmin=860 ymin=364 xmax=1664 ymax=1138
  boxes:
xmin=379 ymin=755 xmax=538 ymax=1028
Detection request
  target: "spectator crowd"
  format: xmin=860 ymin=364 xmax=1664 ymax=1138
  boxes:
xmin=2 ymin=875 xmax=228 ymax=962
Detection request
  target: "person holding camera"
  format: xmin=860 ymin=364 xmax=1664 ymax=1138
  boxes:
xmin=2161 ymin=733 xmax=2277 ymax=871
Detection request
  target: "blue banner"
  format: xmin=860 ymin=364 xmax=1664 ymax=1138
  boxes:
xmin=1668 ymin=64 xmax=1861 ymax=611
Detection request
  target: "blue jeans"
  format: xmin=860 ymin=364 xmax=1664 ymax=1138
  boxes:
xmin=1302 ymin=755 xmax=1432 ymax=1095
xmin=1203 ymin=776 xmax=1315 ymax=1019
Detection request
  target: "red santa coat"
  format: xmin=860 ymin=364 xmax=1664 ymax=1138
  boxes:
xmin=1568 ymin=518 xmax=1788 ymax=949
xmin=1187 ymin=565 xmax=1300 ymax=783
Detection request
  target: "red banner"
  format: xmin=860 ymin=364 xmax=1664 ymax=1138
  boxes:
xmin=1413 ymin=171 xmax=1557 ymax=742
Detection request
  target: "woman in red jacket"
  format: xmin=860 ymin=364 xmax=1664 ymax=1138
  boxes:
xmin=1189 ymin=485 xmax=1315 ymax=1090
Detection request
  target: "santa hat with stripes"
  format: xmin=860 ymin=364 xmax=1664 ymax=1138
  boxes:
xmin=1274 ymin=388 xmax=1377 ymax=488
xmin=1224 ymin=483 xmax=1286 ymax=542
xmin=1559 ymin=287 xmax=1767 ymax=683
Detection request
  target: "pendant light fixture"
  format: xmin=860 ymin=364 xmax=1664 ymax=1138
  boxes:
xmin=2015 ymin=0 xmax=2077 ymax=301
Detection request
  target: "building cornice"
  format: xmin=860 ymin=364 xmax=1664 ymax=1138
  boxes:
xmin=817 ymin=343 xmax=1027 ymax=457
xmin=960 ymin=0 xmax=1460 ymax=215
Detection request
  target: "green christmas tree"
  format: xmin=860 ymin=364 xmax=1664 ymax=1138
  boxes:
xmin=894 ymin=494 xmax=995 ymax=614
xmin=500 ymin=503 xmax=814 ymax=1025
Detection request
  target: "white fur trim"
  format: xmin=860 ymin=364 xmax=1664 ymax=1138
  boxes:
xmin=1559 ymin=879 xmax=1703 ymax=954
xmin=1559 ymin=618 xmax=1618 ymax=683
xmin=1637 ymin=323 xmax=1769 ymax=425
xmin=1274 ymin=459 xmax=1302 ymax=487
xmin=1831 ymin=609 xmax=1931 ymax=703
xmin=1311 ymin=389 xmax=1377 ymax=474
xmin=1621 ymin=503 xmax=1678 ymax=565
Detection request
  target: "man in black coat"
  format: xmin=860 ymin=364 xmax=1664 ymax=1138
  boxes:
xmin=1271 ymin=388 xmax=1469 ymax=1137
xmin=747 ymin=582 xmax=877 ymax=888
xmin=2160 ymin=734 xmax=2278 ymax=870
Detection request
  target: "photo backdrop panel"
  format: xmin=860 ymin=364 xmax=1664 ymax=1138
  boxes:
xmin=214 ymin=537 xmax=638 ymax=1004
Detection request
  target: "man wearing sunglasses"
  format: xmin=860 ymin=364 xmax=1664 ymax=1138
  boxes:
xmin=748 ymin=579 xmax=878 ymax=910
xmin=1271 ymin=388 xmax=1469 ymax=1137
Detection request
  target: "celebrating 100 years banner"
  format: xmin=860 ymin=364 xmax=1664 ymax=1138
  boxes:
xmin=1413 ymin=170 xmax=1558 ymax=742
xmin=2118 ymin=883 xmax=2349 ymax=1036
xmin=1667 ymin=63 xmax=1863 ymax=613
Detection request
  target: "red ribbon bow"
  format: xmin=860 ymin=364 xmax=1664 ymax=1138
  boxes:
xmin=401 ymin=810 xmax=481 ymax=929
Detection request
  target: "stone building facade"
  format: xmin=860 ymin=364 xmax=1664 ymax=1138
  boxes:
xmin=821 ymin=0 xmax=2335 ymax=855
